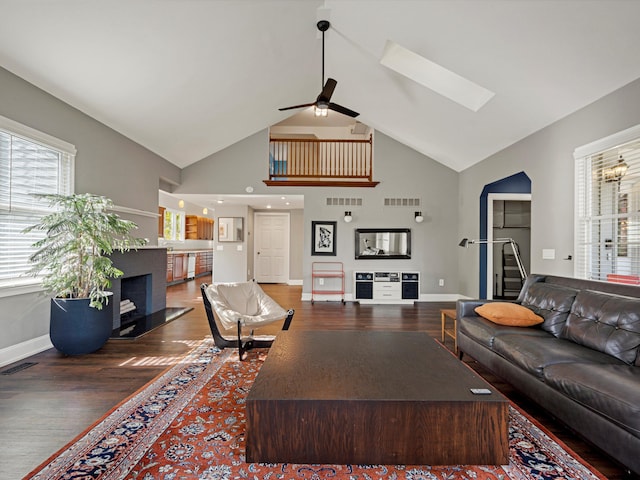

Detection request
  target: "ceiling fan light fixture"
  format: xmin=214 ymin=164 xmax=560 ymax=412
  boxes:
xmin=314 ymin=104 xmax=329 ymax=117
xmin=380 ymin=40 xmax=495 ymax=112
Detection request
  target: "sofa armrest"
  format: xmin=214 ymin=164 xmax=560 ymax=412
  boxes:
xmin=457 ymin=299 xmax=495 ymax=318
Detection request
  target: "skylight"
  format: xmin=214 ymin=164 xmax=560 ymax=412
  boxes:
xmin=380 ymin=40 xmax=495 ymax=112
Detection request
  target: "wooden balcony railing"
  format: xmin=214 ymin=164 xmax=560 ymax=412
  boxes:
xmin=264 ymin=135 xmax=379 ymax=187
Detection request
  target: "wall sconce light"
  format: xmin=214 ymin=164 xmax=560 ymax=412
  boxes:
xmin=178 ymin=199 xmax=185 ymax=209
xmin=414 ymin=211 xmax=424 ymax=223
xmin=344 ymin=211 xmax=353 ymax=223
xmin=202 ymin=208 xmax=208 ymax=215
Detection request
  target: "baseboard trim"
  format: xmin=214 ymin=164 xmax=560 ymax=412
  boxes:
xmin=419 ymin=293 xmax=472 ymax=302
xmin=300 ymin=293 xmax=471 ymax=303
xmin=0 ymin=335 xmax=52 ymax=368
xmin=301 ymin=292 xmax=350 ymax=302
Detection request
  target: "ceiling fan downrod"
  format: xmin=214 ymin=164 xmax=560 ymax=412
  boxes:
xmin=317 ymin=20 xmax=330 ymax=89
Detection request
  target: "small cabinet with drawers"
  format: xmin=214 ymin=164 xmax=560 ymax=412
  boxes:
xmin=353 ymin=271 xmax=420 ymax=304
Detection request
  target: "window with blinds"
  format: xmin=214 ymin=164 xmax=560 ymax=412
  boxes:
xmin=0 ymin=116 xmax=75 ymax=286
xmin=575 ymin=134 xmax=640 ymax=285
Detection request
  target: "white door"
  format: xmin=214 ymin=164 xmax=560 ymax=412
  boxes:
xmin=254 ymin=213 xmax=290 ymax=283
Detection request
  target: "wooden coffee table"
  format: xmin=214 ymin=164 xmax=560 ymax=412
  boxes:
xmin=245 ymin=330 xmax=509 ymax=466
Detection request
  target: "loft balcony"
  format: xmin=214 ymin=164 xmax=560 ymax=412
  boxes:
xmin=264 ymin=135 xmax=379 ymax=187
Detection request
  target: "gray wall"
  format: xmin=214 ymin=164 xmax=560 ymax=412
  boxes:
xmin=0 ymin=67 xmax=180 ymax=354
xmin=289 ymin=209 xmax=304 ymax=281
xmin=210 ymin=204 xmax=250 ymax=283
xmin=458 ymin=77 xmax=640 ymax=298
xmin=179 ymin=130 xmax=460 ymax=296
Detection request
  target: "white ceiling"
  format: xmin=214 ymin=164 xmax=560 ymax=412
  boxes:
xmin=2 ymin=1 xmax=640 ymax=172
xmin=179 ymin=193 xmax=304 ymax=211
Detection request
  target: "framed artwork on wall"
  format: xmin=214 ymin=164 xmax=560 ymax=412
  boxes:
xmin=311 ymin=221 xmax=337 ymax=256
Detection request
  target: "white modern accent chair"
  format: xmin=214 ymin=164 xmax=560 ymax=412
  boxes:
xmin=201 ymin=281 xmax=294 ymax=360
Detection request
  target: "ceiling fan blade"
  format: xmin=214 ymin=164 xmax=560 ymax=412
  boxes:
xmin=319 ymin=78 xmax=337 ymax=101
xmin=329 ymin=102 xmax=359 ymax=118
xmin=278 ymin=102 xmax=316 ymax=111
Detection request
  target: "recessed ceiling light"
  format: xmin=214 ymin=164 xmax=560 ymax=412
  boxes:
xmin=281 ymin=196 xmax=286 ymax=200
xmin=217 ymin=200 xmax=224 ymax=204
xmin=380 ymin=40 xmax=495 ymax=112
xmin=266 ymin=205 xmax=272 ymax=209
xmin=285 ymin=202 xmax=290 ymax=206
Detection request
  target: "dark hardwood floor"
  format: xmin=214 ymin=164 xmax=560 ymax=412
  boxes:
xmin=0 ymin=281 xmax=635 ymax=479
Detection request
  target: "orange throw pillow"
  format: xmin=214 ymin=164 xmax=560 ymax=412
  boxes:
xmin=474 ymin=302 xmax=543 ymax=327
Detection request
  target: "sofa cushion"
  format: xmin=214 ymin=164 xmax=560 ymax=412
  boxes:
xmin=458 ymin=315 xmax=550 ymax=349
xmin=493 ymin=334 xmax=624 ymax=378
xmin=560 ymin=290 xmax=640 ymax=365
xmin=543 ymin=363 xmax=640 ymax=437
xmin=475 ymin=302 xmax=543 ymax=326
xmin=520 ymin=283 xmax=578 ymax=337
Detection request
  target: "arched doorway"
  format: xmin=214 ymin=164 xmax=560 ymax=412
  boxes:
xmin=479 ymin=172 xmax=531 ymax=299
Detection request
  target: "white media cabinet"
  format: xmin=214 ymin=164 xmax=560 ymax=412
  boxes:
xmin=353 ymin=271 xmax=420 ymax=304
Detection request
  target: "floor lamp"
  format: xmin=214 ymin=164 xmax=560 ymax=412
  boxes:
xmin=459 ymin=237 xmax=527 ymax=280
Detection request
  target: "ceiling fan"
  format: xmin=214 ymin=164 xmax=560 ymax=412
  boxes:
xmin=279 ymin=20 xmax=359 ymax=118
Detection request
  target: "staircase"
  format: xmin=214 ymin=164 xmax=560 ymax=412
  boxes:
xmin=502 ymin=243 xmax=523 ymax=299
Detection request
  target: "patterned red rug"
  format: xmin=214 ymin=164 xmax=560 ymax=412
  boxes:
xmin=26 ymin=338 xmax=607 ymax=480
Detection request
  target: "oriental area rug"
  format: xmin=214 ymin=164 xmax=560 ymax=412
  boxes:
xmin=26 ymin=338 xmax=606 ymax=480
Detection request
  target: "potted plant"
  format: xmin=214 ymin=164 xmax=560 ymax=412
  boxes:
xmin=24 ymin=193 xmax=147 ymax=355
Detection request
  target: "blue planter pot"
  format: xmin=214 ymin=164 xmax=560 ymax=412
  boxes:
xmin=50 ymin=296 xmax=113 ymax=355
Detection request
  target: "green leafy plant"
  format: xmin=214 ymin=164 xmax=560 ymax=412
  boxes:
xmin=24 ymin=193 xmax=147 ymax=309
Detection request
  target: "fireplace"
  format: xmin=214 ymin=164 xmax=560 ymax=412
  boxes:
xmin=119 ymin=274 xmax=152 ymax=326
xmin=109 ymin=248 xmax=186 ymax=338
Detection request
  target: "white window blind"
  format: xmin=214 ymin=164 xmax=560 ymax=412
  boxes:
xmin=575 ymin=135 xmax=640 ymax=284
xmin=0 ymin=116 xmax=75 ymax=285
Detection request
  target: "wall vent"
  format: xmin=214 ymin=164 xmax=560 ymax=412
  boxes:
xmin=326 ymin=198 xmax=363 ymax=206
xmin=384 ymin=198 xmax=421 ymax=207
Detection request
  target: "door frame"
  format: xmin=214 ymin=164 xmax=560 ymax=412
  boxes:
xmin=486 ymin=193 xmax=531 ymax=299
xmin=253 ymin=212 xmax=290 ymax=283
xmin=478 ymin=171 xmax=531 ymax=298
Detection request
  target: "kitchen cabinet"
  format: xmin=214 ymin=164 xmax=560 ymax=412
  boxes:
xmin=167 ymin=250 xmax=213 ymax=285
xmin=173 ymin=253 xmax=186 ymax=282
xmin=158 ymin=206 xmax=166 ymax=237
xmin=195 ymin=251 xmax=213 ymax=276
xmin=185 ymin=215 xmax=214 ymax=240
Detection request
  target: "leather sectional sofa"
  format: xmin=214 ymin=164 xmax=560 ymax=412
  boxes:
xmin=456 ymin=274 xmax=640 ymax=474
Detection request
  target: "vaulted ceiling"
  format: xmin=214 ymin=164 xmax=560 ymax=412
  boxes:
xmin=2 ymin=1 xmax=640 ymax=172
